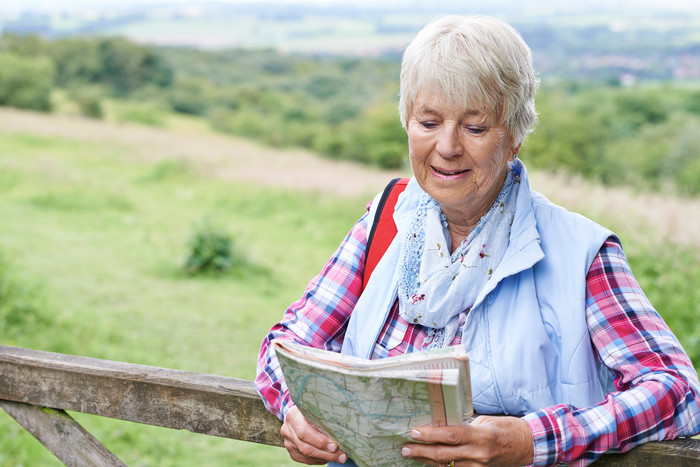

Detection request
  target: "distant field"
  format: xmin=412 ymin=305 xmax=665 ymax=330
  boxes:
xmin=99 ymin=16 xmax=417 ymax=53
xmin=0 ymin=107 xmax=698 ymax=465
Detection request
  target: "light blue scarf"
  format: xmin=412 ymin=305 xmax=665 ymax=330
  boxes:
xmin=397 ymin=161 xmax=519 ymax=349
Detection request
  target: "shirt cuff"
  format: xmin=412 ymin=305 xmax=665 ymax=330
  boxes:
xmin=523 ymin=410 xmax=561 ymax=466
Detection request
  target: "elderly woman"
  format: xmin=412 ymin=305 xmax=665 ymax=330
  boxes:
xmin=256 ymin=15 xmax=700 ymax=466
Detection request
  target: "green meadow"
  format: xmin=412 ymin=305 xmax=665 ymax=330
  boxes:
xmin=0 ymin=112 xmax=368 ymax=465
xmin=1 ymin=108 xmax=699 ymax=465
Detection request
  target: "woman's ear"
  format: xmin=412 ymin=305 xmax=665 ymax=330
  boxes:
xmin=509 ymin=143 xmax=522 ymax=161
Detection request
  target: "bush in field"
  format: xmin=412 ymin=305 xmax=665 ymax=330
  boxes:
xmin=49 ymin=37 xmax=102 ymax=86
xmin=48 ymin=36 xmax=173 ymax=97
xmin=663 ymin=116 xmax=700 ymax=195
xmin=371 ymin=142 xmax=407 ymax=169
xmin=361 ymin=102 xmax=407 ymax=169
xmin=167 ymin=77 xmax=217 ymax=115
xmin=0 ymin=32 xmax=47 ymax=56
xmin=68 ymin=85 xmax=105 ymax=119
xmin=677 ymin=156 xmax=700 ymax=195
xmin=184 ymin=220 xmax=236 ymax=275
xmin=317 ymin=102 xmax=407 ymax=168
xmin=0 ymin=52 xmax=54 ymax=111
xmin=96 ymin=37 xmax=173 ymax=96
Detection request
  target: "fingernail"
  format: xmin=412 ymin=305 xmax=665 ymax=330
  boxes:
xmin=338 ymin=453 xmax=348 ymax=463
xmin=402 ymin=446 xmax=411 ymax=456
xmin=327 ymin=443 xmax=338 ymax=452
xmin=411 ymin=429 xmax=421 ymax=439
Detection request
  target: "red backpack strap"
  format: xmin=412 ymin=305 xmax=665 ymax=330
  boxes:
xmin=362 ymin=177 xmax=410 ymax=291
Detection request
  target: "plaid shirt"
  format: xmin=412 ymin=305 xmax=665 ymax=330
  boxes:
xmin=255 ymin=210 xmax=700 ymax=465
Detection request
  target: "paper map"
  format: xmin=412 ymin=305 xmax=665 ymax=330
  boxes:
xmin=274 ymin=341 xmax=472 ymax=466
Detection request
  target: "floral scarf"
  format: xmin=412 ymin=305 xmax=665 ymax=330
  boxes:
xmin=397 ymin=161 xmax=519 ymax=349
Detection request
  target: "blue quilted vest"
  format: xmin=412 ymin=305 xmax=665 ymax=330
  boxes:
xmin=341 ymin=162 xmax=615 ymax=416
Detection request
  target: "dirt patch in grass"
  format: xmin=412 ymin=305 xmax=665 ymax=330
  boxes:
xmin=0 ymin=108 xmax=400 ymax=198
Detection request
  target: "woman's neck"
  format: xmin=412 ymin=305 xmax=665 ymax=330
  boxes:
xmin=442 ymin=169 xmax=508 ymax=253
xmin=445 ymin=219 xmax=477 ymax=253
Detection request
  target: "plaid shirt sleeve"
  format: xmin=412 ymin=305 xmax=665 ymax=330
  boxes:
xmin=524 ymin=238 xmax=700 ymax=466
xmin=255 ymin=211 xmax=369 ymax=420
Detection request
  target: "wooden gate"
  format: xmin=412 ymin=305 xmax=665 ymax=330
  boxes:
xmin=1 ymin=345 xmax=698 ymax=466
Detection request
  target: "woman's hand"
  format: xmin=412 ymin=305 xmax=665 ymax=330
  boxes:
xmin=280 ymin=405 xmax=349 ymax=465
xmin=401 ymin=415 xmax=534 ymax=466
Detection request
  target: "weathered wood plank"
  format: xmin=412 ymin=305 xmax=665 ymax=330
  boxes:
xmin=3 ymin=345 xmax=700 ymax=464
xmin=0 ymin=400 xmax=126 ymax=466
xmin=0 ymin=345 xmax=283 ymax=447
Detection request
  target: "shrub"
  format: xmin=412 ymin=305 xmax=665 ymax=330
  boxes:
xmin=49 ymin=37 xmax=101 ymax=87
xmin=0 ymin=52 xmax=54 ymax=111
xmin=96 ymin=37 xmax=173 ymax=96
xmin=68 ymin=85 xmax=105 ymax=119
xmin=183 ymin=220 xmax=236 ymax=275
xmin=369 ymin=141 xmax=406 ymax=170
xmin=167 ymin=77 xmax=216 ymax=116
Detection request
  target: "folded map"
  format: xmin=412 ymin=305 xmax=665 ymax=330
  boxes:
xmin=274 ymin=341 xmax=473 ymax=466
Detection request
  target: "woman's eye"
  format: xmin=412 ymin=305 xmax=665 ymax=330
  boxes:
xmin=421 ymin=121 xmax=439 ymax=129
xmin=466 ymin=126 xmax=485 ymax=135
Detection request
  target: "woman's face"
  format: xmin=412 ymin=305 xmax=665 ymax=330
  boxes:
xmin=407 ymin=95 xmax=518 ymax=223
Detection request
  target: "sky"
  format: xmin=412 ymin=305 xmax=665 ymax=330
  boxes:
xmin=3 ymin=0 xmax=699 ymax=14
xmin=3 ymin=0 xmax=387 ymax=12
xmin=2 ymin=0 xmax=699 ymax=33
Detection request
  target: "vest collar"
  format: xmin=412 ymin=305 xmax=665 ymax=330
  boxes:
xmin=473 ymin=162 xmax=544 ymax=308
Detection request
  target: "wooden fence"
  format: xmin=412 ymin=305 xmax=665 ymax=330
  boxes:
xmin=1 ymin=345 xmax=699 ymax=466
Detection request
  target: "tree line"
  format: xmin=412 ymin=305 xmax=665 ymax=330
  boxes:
xmin=1 ymin=33 xmax=700 ymax=194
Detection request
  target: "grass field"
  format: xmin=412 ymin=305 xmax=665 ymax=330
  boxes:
xmin=0 ymin=107 xmax=699 ymax=465
xmin=0 ymin=110 xmax=371 ymax=465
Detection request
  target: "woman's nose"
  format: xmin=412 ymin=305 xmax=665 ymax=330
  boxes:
xmin=436 ymin=124 xmax=464 ymax=158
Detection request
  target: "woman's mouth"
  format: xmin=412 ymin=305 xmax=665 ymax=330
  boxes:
xmin=431 ymin=166 xmax=469 ymax=179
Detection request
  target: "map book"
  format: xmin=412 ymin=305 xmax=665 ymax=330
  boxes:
xmin=273 ymin=341 xmax=473 ymax=467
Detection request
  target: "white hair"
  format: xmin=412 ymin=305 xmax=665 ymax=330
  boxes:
xmin=399 ymin=15 xmax=539 ymax=144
